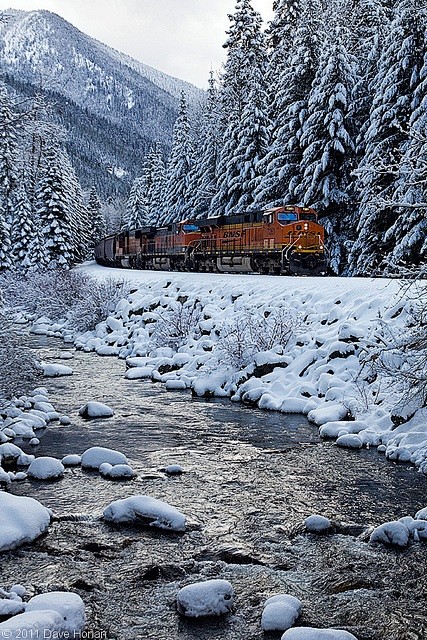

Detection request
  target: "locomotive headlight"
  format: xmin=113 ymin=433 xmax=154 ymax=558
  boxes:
xmin=304 ymin=223 xmax=308 ymax=230
xmin=298 ymin=244 xmax=302 ymax=249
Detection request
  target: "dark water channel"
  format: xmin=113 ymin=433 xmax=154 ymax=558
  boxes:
xmin=3 ymin=338 xmax=427 ymax=640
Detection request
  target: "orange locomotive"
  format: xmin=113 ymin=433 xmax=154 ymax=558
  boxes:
xmin=95 ymin=205 xmax=325 ymax=275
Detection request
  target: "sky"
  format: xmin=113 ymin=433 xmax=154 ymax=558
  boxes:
xmin=0 ymin=0 xmax=275 ymax=88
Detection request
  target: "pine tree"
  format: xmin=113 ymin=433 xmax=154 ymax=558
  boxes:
xmin=349 ymin=0 xmax=426 ymax=275
xmin=147 ymin=146 xmax=166 ymax=226
xmin=124 ymin=176 xmax=148 ymax=230
xmin=209 ymin=0 xmax=268 ymax=216
xmin=161 ymin=92 xmax=193 ymax=224
xmin=254 ymin=0 xmax=321 ymax=207
xmin=187 ymin=72 xmax=221 ymax=219
xmin=87 ymin=186 xmax=106 ymax=248
xmin=35 ymin=137 xmax=75 ymax=269
xmin=0 ymin=82 xmax=19 ymax=268
xmin=10 ymin=181 xmax=34 ymax=269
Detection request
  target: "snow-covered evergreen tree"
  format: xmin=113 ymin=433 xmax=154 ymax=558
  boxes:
xmin=35 ymin=140 xmax=74 ymax=268
xmin=210 ymin=0 xmax=268 ymax=216
xmin=254 ymin=0 xmax=321 ymax=207
xmin=10 ymin=181 xmax=34 ymax=269
xmin=87 ymin=186 xmax=105 ymax=248
xmin=161 ymin=92 xmax=193 ymax=224
xmin=0 ymin=82 xmax=19 ymax=267
xmin=187 ymin=72 xmax=221 ymax=219
xmin=124 ymin=176 xmax=148 ymax=230
xmin=349 ymin=0 xmax=426 ymax=275
xmin=147 ymin=146 xmax=166 ymax=226
xmin=294 ymin=27 xmax=358 ymax=272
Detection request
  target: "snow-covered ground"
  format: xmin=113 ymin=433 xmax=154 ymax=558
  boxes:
xmin=72 ymin=263 xmax=427 ymax=474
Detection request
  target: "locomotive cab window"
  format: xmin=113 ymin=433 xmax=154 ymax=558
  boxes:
xmin=298 ymin=212 xmax=317 ymax=222
xmin=182 ymin=224 xmax=200 ymax=233
xmin=277 ymin=212 xmax=298 ymax=223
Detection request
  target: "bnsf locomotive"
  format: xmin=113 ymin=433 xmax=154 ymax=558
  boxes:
xmin=94 ymin=205 xmax=325 ymax=276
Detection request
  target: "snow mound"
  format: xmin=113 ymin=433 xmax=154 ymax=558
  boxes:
xmin=281 ymin=629 xmax=358 ymax=639
xmin=42 ymin=363 xmax=73 ymax=377
xmin=0 ymin=492 xmax=51 ymax=552
xmin=81 ymin=446 xmax=127 ymax=469
xmin=26 ymin=591 xmax=85 ymax=633
xmin=304 ymin=514 xmax=332 ymax=534
xmin=99 ymin=462 xmax=135 ymax=479
xmin=61 ymin=454 xmax=81 ymax=466
xmin=369 ymin=521 xmax=410 ymax=548
xmin=176 ymin=579 xmax=234 ymax=617
xmin=261 ymin=594 xmax=302 ymax=631
xmin=103 ymin=495 xmax=186 ymax=531
xmin=0 ymin=610 xmax=64 ymax=637
xmin=27 ymin=456 xmax=65 ymax=480
xmin=164 ymin=464 xmax=184 ymax=475
xmin=78 ymin=401 xmax=114 ymax=419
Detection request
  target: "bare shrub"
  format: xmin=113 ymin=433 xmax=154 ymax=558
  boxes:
xmin=0 ymin=270 xmax=130 ymax=332
xmin=217 ymin=306 xmax=301 ymax=369
xmin=151 ymin=301 xmax=202 ymax=350
xmin=362 ymin=281 xmax=427 ymax=418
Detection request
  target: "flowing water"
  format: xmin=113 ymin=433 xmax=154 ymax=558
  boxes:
xmin=2 ymin=338 xmax=427 ymax=640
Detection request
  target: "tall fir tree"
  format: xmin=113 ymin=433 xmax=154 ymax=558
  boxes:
xmin=254 ymin=0 xmax=321 ymax=207
xmin=210 ymin=0 xmax=268 ymax=216
xmin=349 ymin=0 xmax=426 ymax=275
xmin=162 ymin=92 xmax=193 ymax=224
xmin=10 ymin=180 xmax=34 ymax=269
xmin=0 ymin=82 xmax=19 ymax=268
xmin=187 ymin=72 xmax=221 ymax=219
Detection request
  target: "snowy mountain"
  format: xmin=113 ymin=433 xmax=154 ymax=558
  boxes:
xmin=0 ymin=9 xmax=204 ymax=199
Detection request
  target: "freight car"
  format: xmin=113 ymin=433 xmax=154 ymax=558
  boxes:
xmin=94 ymin=205 xmax=326 ymax=275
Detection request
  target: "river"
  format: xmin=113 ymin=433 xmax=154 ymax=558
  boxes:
xmin=2 ymin=338 xmax=427 ymax=640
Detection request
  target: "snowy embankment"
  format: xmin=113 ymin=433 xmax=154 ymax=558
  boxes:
xmin=71 ymin=264 xmax=427 ymax=474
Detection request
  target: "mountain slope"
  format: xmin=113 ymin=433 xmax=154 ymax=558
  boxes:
xmin=0 ymin=9 xmax=204 ymax=199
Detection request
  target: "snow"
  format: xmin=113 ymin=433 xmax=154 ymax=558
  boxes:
xmin=261 ymin=594 xmax=302 ymax=631
xmin=0 ymin=610 xmax=64 ymax=638
xmin=103 ymin=495 xmax=186 ymax=531
xmin=99 ymin=462 xmax=135 ymax=479
xmin=369 ymin=520 xmax=410 ymax=548
xmin=281 ymin=630 xmax=359 ymax=640
xmin=78 ymin=401 xmax=114 ymax=419
xmin=41 ymin=362 xmax=73 ymax=377
xmin=176 ymin=579 xmax=234 ymax=617
xmin=27 ymin=456 xmax=65 ymax=480
xmin=26 ymin=591 xmax=85 ymax=633
xmin=68 ymin=265 xmax=427 ymax=483
xmin=304 ymin=515 xmax=332 ymax=534
xmin=81 ymin=446 xmax=127 ymax=469
xmin=0 ymin=492 xmax=51 ymax=552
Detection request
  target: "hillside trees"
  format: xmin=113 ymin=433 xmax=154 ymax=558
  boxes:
xmin=0 ymin=83 xmax=91 ymax=271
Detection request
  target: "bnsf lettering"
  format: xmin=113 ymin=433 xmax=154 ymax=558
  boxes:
xmin=224 ymin=231 xmax=242 ymax=238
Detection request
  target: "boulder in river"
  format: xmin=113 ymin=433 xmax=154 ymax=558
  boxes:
xmin=176 ymin=579 xmax=234 ymax=617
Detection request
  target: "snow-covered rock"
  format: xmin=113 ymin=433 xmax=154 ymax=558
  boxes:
xmin=0 ymin=610 xmax=64 ymax=637
xmin=0 ymin=492 xmax=51 ymax=552
xmin=176 ymin=579 xmax=234 ymax=617
xmin=99 ymin=462 xmax=135 ymax=479
xmin=261 ymin=594 xmax=302 ymax=631
xmin=81 ymin=446 xmax=127 ymax=469
xmin=41 ymin=363 xmax=73 ymax=377
xmin=0 ymin=598 xmax=26 ymax=616
xmin=304 ymin=515 xmax=332 ymax=534
xmin=281 ymin=629 xmax=358 ymax=639
xmin=27 ymin=457 xmax=65 ymax=480
xmin=78 ymin=401 xmax=114 ymax=419
xmin=26 ymin=591 xmax=85 ymax=633
xmin=369 ymin=521 xmax=410 ymax=548
xmin=61 ymin=454 xmax=81 ymax=466
xmin=103 ymin=495 xmax=186 ymax=531
xmin=164 ymin=464 xmax=184 ymax=475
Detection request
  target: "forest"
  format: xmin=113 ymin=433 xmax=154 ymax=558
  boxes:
xmin=0 ymin=0 xmax=426 ymax=276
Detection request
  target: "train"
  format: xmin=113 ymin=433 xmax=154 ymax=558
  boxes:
xmin=94 ymin=205 xmax=326 ymax=276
